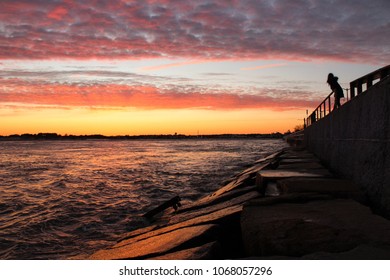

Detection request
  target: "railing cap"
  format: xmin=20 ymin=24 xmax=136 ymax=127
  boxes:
xmin=350 ymin=64 xmax=390 ymax=85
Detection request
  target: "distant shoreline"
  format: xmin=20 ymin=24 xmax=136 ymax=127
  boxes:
xmin=0 ymin=132 xmax=285 ymax=141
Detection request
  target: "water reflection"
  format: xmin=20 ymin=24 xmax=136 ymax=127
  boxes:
xmin=0 ymin=139 xmax=286 ymax=259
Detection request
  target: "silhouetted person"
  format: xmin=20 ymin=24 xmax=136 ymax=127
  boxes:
xmin=327 ymin=73 xmax=344 ymax=110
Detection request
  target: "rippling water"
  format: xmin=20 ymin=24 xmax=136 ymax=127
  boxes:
xmin=0 ymin=139 xmax=286 ymax=259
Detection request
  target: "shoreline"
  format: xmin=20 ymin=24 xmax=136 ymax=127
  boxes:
xmin=81 ymin=146 xmax=390 ymax=260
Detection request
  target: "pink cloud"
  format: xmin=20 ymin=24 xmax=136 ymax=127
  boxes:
xmin=0 ymin=78 xmax=319 ymax=111
xmin=47 ymin=6 xmax=68 ymax=20
xmin=0 ymin=0 xmax=388 ymax=63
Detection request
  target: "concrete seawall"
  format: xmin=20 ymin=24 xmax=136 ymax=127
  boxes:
xmin=305 ymin=76 xmax=390 ymax=216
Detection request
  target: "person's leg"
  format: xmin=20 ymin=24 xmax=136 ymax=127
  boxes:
xmin=334 ymin=97 xmax=340 ymax=110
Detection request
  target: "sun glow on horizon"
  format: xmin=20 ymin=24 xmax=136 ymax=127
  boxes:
xmin=1 ymin=0 xmax=388 ymax=136
xmin=1 ymin=105 xmax=305 ymax=136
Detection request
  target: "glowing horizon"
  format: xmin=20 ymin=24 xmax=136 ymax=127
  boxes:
xmin=1 ymin=0 xmax=389 ymax=136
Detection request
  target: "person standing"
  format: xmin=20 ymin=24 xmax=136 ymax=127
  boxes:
xmin=327 ymin=73 xmax=344 ymax=110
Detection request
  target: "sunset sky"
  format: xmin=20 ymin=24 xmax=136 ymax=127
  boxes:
xmin=1 ymin=0 xmax=389 ymax=136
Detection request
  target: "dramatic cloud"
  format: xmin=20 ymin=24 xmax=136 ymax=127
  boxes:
xmin=0 ymin=0 xmax=389 ymax=63
xmin=0 ymin=77 xmax=319 ymax=111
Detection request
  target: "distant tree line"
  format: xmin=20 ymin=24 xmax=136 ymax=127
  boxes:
xmin=0 ymin=132 xmax=284 ymax=141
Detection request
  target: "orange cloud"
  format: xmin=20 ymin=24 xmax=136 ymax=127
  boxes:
xmin=0 ymin=78 xmax=319 ymax=111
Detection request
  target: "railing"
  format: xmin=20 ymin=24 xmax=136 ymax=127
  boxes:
xmin=305 ymin=91 xmax=333 ymax=127
xmin=350 ymin=64 xmax=390 ymax=97
xmin=305 ymin=64 xmax=390 ymax=127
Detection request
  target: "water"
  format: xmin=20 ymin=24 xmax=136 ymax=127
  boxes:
xmin=0 ymin=139 xmax=286 ymax=259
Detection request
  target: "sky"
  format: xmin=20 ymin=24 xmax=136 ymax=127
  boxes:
xmin=0 ymin=0 xmax=389 ymax=136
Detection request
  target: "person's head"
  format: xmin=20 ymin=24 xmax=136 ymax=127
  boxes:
xmin=327 ymin=73 xmax=334 ymax=84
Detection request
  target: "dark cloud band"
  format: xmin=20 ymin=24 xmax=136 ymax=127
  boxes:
xmin=0 ymin=0 xmax=389 ymax=62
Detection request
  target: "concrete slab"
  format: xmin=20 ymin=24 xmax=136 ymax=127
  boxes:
xmin=170 ymin=190 xmax=260 ymax=225
xmin=256 ymin=169 xmax=333 ymax=193
xmin=279 ymin=150 xmax=317 ymax=158
xmin=258 ymin=169 xmax=333 ymax=179
xmin=301 ymin=244 xmax=390 ymax=260
xmin=241 ymin=199 xmax=390 ymax=258
xmin=113 ymin=205 xmax=242 ymax=248
xmin=277 ymin=162 xmax=324 ymax=170
xmin=178 ymin=185 xmax=258 ymax=213
xmin=88 ymin=224 xmax=217 ymax=259
xmin=277 ymin=178 xmax=363 ymax=199
xmin=117 ymin=224 xmax=160 ymax=243
xmin=244 ymin=192 xmax=333 ymax=207
xmin=197 ymin=174 xmax=252 ymax=204
xmin=149 ymin=242 xmax=217 ymax=260
xmin=253 ymin=150 xmax=284 ymax=164
xmin=279 ymin=158 xmax=321 ymax=164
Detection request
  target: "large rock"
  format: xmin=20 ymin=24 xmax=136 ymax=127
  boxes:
xmin=241 ymin=199 xmax=390 ymax=258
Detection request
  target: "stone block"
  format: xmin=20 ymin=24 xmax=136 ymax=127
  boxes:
xmin=149 ymin=242 xmax=218 ymax=260
xmin=277 ymin=162 xmax=324 ymax=170
xmin=179 ymin=185 xmax=258 ymax=213
xmin=241 ymin=199 xmax=390 ymax=258
xmin=114 ymin=205 xmax=242 ymax=248
xmin=171 ymin=191 xmax=260 ymax=225
xmin=277 ymin=178 xmax=363 ymax=200
xmin=89 ymin=224 xmax=217 ymax=259
xmin=256 ymin=169 xmax=333 ymax=194
xmin=302 ymin=244 xmax=390 ymax=260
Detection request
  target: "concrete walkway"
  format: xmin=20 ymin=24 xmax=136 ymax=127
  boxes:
xmin=83 ymin=147 xmax=390 ymax=260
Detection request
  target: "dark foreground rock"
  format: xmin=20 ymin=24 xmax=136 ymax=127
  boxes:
xmin=241 ymin=199 xmax=390 ymax=259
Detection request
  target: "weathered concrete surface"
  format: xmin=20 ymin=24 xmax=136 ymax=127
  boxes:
xmin=277 ymin=178 xmax=364 ymax=200
xmin=256 ymin=169 xmax=333 ymax=194
xmin=244 ymin=193 xmax=333 ymax=207
xmin=241 ymin=199 xmax=390 ymax=259
xmin=170 ymin=190 xmax=260 ymax=225
xmin=149 ymin=242 xmax=218 ymax=260
xmin=89 ymin=224 xmax=217 ymax=259
xmin=180 ymin=184 xmax=258 ymax=213
xmin=278 ymin=158 xmax=320 ymax=164
xmin=278 ymin=162 xmax=324 ymax=170
xmin=113 ymin=205 xmax=242 ymax=249
xmin=196 ymin=163 xmax=266 ymax=205
xmin=305 ymin=76 xmax=390 ymax=216
xmin=301 ymin=245 xmax=390 ymax=260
